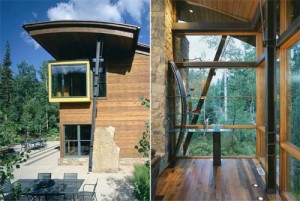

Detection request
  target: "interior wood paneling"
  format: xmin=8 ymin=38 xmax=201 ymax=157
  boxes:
xmin=183 ymin=0 xmax=260 ymax=23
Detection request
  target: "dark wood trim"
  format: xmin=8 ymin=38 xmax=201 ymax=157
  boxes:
xmin=251 ymin=2 xmax=262 ymax=31
xmin=256 ymin=54 xmax=265 ymax=66
xmin=175 ymin=61 xmax=257 ymax=68
xmin=277 ymin=15 xmax=300 ymax=47
xmin=169 ymin=61 xmax=188 ymax=163
xmin=172 ymin=22 xmax=253 ymax=33
xmin=265 ymin=0 xmax=277 ymax=193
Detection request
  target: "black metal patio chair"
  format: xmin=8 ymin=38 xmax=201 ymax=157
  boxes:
xmin=77 ymin=179 xmax=98 ymax=201
xmin=38 ymin=173 xmax=52 ymax=180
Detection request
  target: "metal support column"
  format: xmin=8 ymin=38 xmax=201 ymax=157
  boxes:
xmin=265 ymin=0 xmax=277 ymax=193
xmin=89 ymin=39 xmax=103 ymax=172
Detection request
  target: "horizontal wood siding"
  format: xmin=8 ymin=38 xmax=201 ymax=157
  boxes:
xmin=59 ymin=52 xmax=150 ymax=158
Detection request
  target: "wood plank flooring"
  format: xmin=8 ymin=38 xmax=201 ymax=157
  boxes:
xmin=155 ymin=159 xmax=281 ymax=201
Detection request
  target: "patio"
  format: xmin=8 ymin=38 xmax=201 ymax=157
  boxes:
xmin=8 ymin=141 xmax=138 ymax=201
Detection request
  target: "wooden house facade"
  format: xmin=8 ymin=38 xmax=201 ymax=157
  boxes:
xmin=23 ymin=21 xmax=150 ymax=160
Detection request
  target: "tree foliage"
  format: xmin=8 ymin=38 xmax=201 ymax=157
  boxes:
xmin=0 ymin=42 xmax=13 ymax=120
xmin=186 ymin=36 xmax=256 ymax=156
xmin=0 ymin=42 xmax=59 ymax=185
xmin=288 ymin=41 xmax=300 ymax=199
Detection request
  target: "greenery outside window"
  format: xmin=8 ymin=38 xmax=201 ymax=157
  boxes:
xmin=64 ymin=125 xmax=91 ymax=157
xmin=178 ymin=129 xmax=256 ymax=157
xmin=286 ymin=153 xmax=300 ymax=200
xmin=287 ymin=40 xmax=300 ymax=148
xmin=48 ymin=60 xmax=91 ymax=102
xmin=174 ymin=35 xmax=256 ymax=62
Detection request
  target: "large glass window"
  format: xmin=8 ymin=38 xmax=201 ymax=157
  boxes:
xmin=64 ymin=125 xmax=91 ymax=157
xmin=286 ymin=154 xmax=300 ymax=200
xmin=287 ymin=40 xmax=300 ymax=148
xmin=174 ymin=35 xmax=256 ymax=62
xmin=177 ymin=129 xmax=256 ymax=157
xmin=49 ymin=61 xmax=90 ymax=102
xmin=175 ymin=68 xmax=256 ymax=126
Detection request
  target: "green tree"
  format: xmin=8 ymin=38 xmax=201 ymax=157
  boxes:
xmin=0 ymin=43 xmax=28 ymax=190
xmin=38 ymin=61 xmax=59 ymax=134
xmin=187 ymin=36 xmax=256 ymax=156
xmin=0 ymin=42 xmax=13 ymax=122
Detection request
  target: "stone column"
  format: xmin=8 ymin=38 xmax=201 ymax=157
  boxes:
xmin=92 ymin=126 xmax=120 ymax=173
xmin=151 ymin=0 xmax=174 ymax=169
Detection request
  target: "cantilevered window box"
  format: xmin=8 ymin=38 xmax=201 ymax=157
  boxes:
xmin=48 ymin=60 xmax=91 ymax=102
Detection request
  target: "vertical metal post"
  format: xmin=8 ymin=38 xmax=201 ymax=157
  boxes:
xmin=265 ymin=0 xmax=276 ymax=193
xmin=89 ymin=39 xmax=101 ymax=172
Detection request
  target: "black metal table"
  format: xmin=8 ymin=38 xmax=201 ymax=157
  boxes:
xmin=14 ymin=179 xmax=84 ymax=200
xmin=170 ymin=128 xmax=232 ymax=166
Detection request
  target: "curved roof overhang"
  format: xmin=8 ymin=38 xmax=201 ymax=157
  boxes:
xmin=23 ymin=20 xmax=141 ymax=60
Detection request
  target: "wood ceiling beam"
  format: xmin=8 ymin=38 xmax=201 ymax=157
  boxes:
xmin=172 ymin=22 xmax=253 ymax=33
xmin=186 ymin=0 xmax=248 ymax=22
xmin=175 ymin=61 xmax=257 ymax=68
xmin=251 ymin=2 xmax=262 ymax=31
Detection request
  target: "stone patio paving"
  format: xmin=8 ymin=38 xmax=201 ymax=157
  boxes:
xmin=11 ymin=141 xmax=143 ymax=201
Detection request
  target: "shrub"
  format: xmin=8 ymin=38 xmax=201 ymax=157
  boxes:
xmin=130 ymin=165 xmax=150 ymax=201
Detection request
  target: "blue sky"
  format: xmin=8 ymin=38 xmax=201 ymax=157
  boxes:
xmin=0 ymin=0 xmax=150 ymax=75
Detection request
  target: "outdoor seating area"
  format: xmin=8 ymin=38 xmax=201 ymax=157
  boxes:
xmin=0 ymin=140 xmax=136 ymax=201
xmin=1 ymin=172 xmax=97 ymax=201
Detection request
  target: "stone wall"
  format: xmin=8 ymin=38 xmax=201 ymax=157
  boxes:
xmin=92 ymin=126 xmax=120 ymax=173
xmin=151 ymin=0 xmax=174 ymax=170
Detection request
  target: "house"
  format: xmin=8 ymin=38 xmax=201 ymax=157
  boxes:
xmin=151 ymin=0 xmax=299 ymax=200
xmin=23 ymin=20 xmax=150 ymax=165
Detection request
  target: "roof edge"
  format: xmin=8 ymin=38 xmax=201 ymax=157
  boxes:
xmin=22 ymin=20 xmax=140 ymax=39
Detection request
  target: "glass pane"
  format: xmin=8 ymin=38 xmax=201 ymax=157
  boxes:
xmin=65 ymin=141 xmax=78 ymax=156
xmin=186 ymin=133 xmax=213 ymax=156
xmin=286 ymin=153 xmax=300 ymax=200
xmin=80 ymin=141 xmax=90 ymax=156
xmin=179 ymin=129 xmax=256 ymax=156
xmin=176 ymin=68 xmax=256 ymax=126
xmin=174 ymin=35 xmax=256 ymax=62
xmin=175 ymin=35 xmax=222 ymax=62
xmin=65 ymin=125 xmax=77 ymax=140
xmin=221 ymin=36 xmax=256 ymax=61
xmin=98 ymin=66 xmax=106 ymax=97
xmin=287 ymin=40 xmax=300 ymax=148
xmin=80 ymin=125 xmax=91 ymax=140
xmin=64 ymin=125 xmax=78 ymax=156
xmin=51 ymin=64 xmax=87 ymax=98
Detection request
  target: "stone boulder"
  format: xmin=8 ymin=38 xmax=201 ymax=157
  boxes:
xmin=92 ymin=126 xmax=120 ymax=173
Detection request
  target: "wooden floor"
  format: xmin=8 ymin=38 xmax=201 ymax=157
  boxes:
xmin=155 ymin=159 xmax=282 ymax=201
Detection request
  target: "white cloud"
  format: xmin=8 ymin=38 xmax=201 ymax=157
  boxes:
xmin=47 ymin=0 xmax=149 ymax=25
xmin=117 ymin=0 xmax=149 ymax=24
xmin=32 ymin=11 xmax=37 ymax=19
xmin=20 ymin=31 xmax=40 ymax=50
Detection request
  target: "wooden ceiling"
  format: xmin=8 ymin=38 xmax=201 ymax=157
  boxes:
xmin=23 ymin=21 xmax=141 ymax=61
xmin=177 ymin=0 xmax=260 ymax=23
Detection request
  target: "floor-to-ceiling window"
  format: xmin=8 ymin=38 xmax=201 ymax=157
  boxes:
xmin=64 ymin=124 xmax=91 ymax=157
